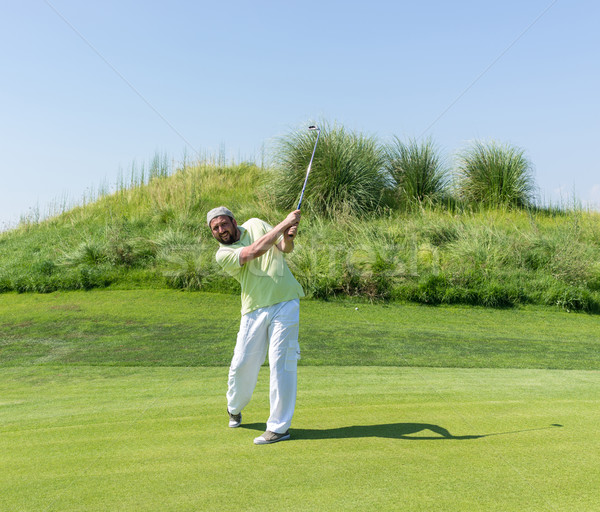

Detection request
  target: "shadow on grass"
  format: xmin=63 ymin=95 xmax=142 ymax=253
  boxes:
xmin=241 ymin=422 xmax=562 ymax=441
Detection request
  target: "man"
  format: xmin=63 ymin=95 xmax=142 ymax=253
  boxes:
xmin=207 ymin=206 xmax=304 ymax=445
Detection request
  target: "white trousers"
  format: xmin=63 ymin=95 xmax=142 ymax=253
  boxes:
xmin=227 ymin=299 xmax=300 ymax=434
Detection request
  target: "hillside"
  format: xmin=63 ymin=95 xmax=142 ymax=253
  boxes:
xmin=1 ymin=159 xmax=599 ymax=312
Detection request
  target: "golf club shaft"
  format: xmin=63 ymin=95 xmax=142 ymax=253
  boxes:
xmin=289 ymin=126 xmax=320 ymax=238
xmin=297 ymin=127 xmax=320 ymax=210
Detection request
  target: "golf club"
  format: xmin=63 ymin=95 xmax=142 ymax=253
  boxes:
xmin=288 ymin=125 xmax=320 ymax=238
xmin=297 ymin=125 xmax=321 ymax=210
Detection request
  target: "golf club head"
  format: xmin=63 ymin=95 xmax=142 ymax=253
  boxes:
xmin=308 ymin=125 xmax=320 ymax=132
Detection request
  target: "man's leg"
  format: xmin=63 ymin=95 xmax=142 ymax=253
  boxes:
xmin=226 ymin=308 xmax=269 ymax=416
xmin=266 ymin=299 xmax=300 ymax=434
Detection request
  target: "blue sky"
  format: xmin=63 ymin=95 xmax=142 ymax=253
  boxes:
xmin=1 ymin=0 xmax=599 ymax=230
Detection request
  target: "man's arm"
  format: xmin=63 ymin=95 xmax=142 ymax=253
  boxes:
xmin=239 ymin=210 xmax=300 ymax=265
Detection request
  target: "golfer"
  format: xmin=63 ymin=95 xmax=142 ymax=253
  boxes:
xmin=207 ymin=206 xmax=304 ymax=445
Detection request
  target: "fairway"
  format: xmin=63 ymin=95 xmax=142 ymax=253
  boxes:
xmin=1 ymin=366 xmax=599 ymax=511
xmin=1 ymin=291 xmax=599 ymax=511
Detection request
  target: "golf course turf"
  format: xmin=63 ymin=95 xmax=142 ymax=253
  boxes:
xmin=1 ymin=290 xmax=599 ymax=511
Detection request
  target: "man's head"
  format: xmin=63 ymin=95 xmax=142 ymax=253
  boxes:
xmin=207 ymin=206 xmax=239 ymax=245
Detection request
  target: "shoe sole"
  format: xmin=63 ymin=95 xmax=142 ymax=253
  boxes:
xmin=253 ymin=433 xmax=291 ymax=445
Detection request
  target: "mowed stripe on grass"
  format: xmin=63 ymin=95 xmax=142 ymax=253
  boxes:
xmin=0 ymin=366 xmax=598 ymax=512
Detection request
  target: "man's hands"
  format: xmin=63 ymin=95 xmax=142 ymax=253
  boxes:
xmin=284 ymin=210 xmax=301 ymax=239
xmin=279 ymin=209 xmax=300 ymax=253
xmin=286 ymin=225 xmax=298 ymax=238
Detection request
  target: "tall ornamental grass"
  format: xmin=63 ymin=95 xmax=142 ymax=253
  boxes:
xmin=272 ymin=123 xmax=391 ymax=215
xmin=384 ymin=137 xmax=449 ymax=207
xmin=456 ymin=140 xmax=535 ymax=208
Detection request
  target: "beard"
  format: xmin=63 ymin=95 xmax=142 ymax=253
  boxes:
xmin=217 ymin=228 xmax=237 ymax=245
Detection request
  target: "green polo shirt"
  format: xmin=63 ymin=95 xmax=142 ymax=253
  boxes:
xmin=215 ymin=218 xmax=304 ymax=315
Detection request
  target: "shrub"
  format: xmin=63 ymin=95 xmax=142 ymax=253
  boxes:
xmin=542 ymin=283 xmax=600 ymax=313
xmin=456 ymin=140 xmax=535 ymax=208
xmin=78 ymin=266 xmax=113 ymax=290
xmin=34 ymin=259 xmax=57 ymax=277
xmin=160 ymin=242 xmax=236 ymax=292
xmin=105 ymin=222 xmax=155 ymax=267
xmin=272 ymin=122 xmax=391 ymax=215
xmin=384 ymin=137 xmax=449 ymax=206
xmin=444 ymin=225 xmax=514 ymax=275
xmin=0 ymin=274 xmax=11 ymax=292
xmin=153 ymin=228 xmax=198 ymax=258
xmin=522 ymin=236 xmax=555 ymax=271
xmin=287 ymin=241 xmax=347 ymax=299
xmin=62 ymin=241 xmax=107 ymax=266
xmin=421 ymin=222 xmax=460 ymax=247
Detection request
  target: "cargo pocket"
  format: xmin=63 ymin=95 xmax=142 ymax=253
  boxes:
xmin=285 ymin=343 xmax=301 ymax=371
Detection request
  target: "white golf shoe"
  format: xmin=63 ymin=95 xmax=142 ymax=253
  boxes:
xmin=253 ymin=430 xmax=290 ymax=445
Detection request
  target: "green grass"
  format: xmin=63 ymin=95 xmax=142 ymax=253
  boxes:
xmin=1 ymin=157 xmax=599 ymax=311
xmin=1 ymin=365 xmax=598 ymax=511
xmin=1 ymin=290 xmax=599 ymax=369
xmin=1 ymin=291 xmax=599 ymax=510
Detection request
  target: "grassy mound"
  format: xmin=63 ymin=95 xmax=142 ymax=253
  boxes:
xmin=1 ymin=158 xmax=599 ymax=312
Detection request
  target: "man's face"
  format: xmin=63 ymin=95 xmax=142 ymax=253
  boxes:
xmin=210 ymin=215 xmax=239 ymax=245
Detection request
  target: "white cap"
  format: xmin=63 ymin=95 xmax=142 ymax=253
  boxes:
xmin=206 ymin=206 xmax=234 ymax=226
